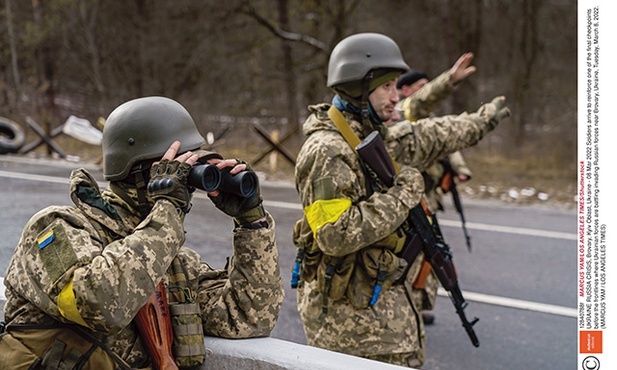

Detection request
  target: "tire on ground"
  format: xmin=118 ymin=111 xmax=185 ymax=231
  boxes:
xmin=0 ymin=117 xmax=26 ymax=154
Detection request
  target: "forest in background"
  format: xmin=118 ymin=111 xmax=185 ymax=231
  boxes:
xmin=0 ymin=0 xmax=577 ymax=205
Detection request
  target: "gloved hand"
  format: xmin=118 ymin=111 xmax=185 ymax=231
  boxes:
xmin=488 ymin=96 xmax=511 ymax=128
xmin=209 ymin=163 xmax=265 ymax=226
xmin=147 ymin=159 xmax=193 ymax=213
xmin=389 ymin=165 xmax=425 ymax=209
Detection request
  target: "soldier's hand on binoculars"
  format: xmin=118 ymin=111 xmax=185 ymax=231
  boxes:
xmin=147 ymin=141 xmax=199 ymax=213
xmin=208 ymin=160 xmax=265 ymax=224
xmin=206 ymin=159 xmax=246 ymax=197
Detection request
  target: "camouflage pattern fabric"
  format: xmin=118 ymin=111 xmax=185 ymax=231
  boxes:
xmin=385 ymin=98 xmax=503 ymax=171
xmin=395 ymin=68 xmax=473 ymax=213
xmin=396 ymin=70 xmax=454 ymax=122
xmin=2 ymin=168 xmax=284 ymax=368
xmin=295 ymin=98 xmax=505 ymax=367
xmin=423 ymin=150 xmax=472 ymax=212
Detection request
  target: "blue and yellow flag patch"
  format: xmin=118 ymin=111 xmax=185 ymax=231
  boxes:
xmin=37 ymin=229 xmax=55 ymax=249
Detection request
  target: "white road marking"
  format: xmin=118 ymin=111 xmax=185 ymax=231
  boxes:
xmin=438 ymin=288 xmax=577 ymax=318
xmin=439 ymin=218 xmax=576 ymax=241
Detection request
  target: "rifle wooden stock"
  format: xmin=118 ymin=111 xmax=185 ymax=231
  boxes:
xmin=439 ymin=171 xmax=453 ymax=193
xmin=355 ymin=131 xmax=397 ymax=187
xmin=135 ymin=281 xmax=179 ymax=370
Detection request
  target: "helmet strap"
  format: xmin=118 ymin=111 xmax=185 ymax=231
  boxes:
xmin=127 ymin=163 xmax=153 ymax=218
xmin=360 ymin=72 xmax=372 ymax=128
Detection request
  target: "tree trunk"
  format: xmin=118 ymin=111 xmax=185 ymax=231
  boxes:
xmin=5 ymin=0 xmax=21 ymax=110
xmin=277 ymin=0 xmax=299 ymax=127
xmin=32 ymin=0 xmax=58 ymax=156
xmin=512 ymin=0 xmax=542 ymax=149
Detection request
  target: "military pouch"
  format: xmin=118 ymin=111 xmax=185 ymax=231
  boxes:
xmin=169 ymin=302 xmax=206 ymax=367
xmin=373 ymin=229 xmax=407 ymax=254
xmin=300 ymin=248 xmax=321 ymax=284
xmin=346 ymin=247 xmax=407 ymax=309
xmin=292 ymin=218 xmax=321 ymax=284
xmin=0 ymin=332 xmax=40 ymax=370
xmin=0 ymin=328 xmax=119 ymax=370
xmin=167 ymin=257 xmax=206 ymax=368
xmin=316 ymin=253 xmax=356 ymax=301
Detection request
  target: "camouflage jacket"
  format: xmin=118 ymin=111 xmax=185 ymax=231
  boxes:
xmin=423 ymin=151 xmax=472 ymax=211
xmin=294 ymin=103 xmax=426 ymax=360
xmin=396 ymin=69 xmax=454 ymax=122
xmin=2 ymin=168 xmax=284 ymax=368
xmin=386 ymin=98 xmax=501 ymax=171
xmin=294 ymin=98 xmax=504 ymax=360
xmin=394 ymin=68 xmax=473 ymax=211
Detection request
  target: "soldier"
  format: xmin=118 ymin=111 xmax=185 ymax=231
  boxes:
xmin=391 ymin=58 xmax=478 ymax=325
xmin=292 ymin=33 xmax=509 ymax=368
xmin=392 ymin=55 xmax=476 ymax=212
xmin=396 ymin=70 xmax=429 ymax=99
xmin=393 ymin=55 xmax=475 ymax=210
xmin=0 ymin=96 xmax=284 ymax=369
xmin=395 ymin=52 xmax=477 ymax=123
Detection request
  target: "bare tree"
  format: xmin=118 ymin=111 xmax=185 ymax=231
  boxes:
xmin=511 ymin=0 xmax=542 ymax=148
xmin=0 ymin=0 xmax=576 ymax=169
xmin=5 ymin=0 xmax=21 ymax=110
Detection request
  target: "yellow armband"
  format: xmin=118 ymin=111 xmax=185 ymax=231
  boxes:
xmin=304 ymin=198 xmax=352 ymax=234
xmin=58 ymin=278 xmax=90 ymax=328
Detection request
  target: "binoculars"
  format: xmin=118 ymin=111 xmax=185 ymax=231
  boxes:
xmin=187 ymin=164 xmax=258 ymax=198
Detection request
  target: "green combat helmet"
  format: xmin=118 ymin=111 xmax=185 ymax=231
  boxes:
xmin=102 ymin=96 xmax=206 ymax=181
xmin=327 ymin=33 xmax=409 ymax=103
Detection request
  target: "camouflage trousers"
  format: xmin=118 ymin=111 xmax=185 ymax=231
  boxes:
xmin=297 ymin=279 xmax=426 ymax=367
xmin=364 ymin=351 xmax=425 ymax=368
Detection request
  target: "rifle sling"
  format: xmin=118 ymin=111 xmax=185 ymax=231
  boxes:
xmin=328 ymin=105 xmax=361 ymax=151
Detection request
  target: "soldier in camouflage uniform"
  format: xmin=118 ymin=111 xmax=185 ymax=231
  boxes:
xmin=393 ymin=53 xmax=476 ymax=212
xmin=292 ymin=33 xmax=509 ymax=368
xmin=0 ymin=96 xmax=284 ymax=369
xmin=389 ymin=56 xmax=477 ymax=322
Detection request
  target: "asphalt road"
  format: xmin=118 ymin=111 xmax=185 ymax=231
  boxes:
xmin=0 ymin=156 xmax=577 ymax=369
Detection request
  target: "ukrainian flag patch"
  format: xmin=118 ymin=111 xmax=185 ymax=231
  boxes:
xmin=37 ymin=229 xmax=55 ymax=249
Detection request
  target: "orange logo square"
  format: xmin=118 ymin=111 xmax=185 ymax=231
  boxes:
xmin=580 ymin=330 xmax=603 ymax=353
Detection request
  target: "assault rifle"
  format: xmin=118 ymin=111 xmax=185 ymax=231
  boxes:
xmin=356 ymin=131 xmax=480 ymax=348
xmin=438 ymin=157 xmax=472 ymax=252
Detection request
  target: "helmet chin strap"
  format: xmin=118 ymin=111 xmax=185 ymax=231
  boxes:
xmin=360 ymin=72 xmax=373 ymax=129
xmin=359 ymin=72 xmax=388 ymax=137
xmin=132 ymin=168 xmax=151 ymax=219
xmin=110 ymin=163 xmax=153 ymax=219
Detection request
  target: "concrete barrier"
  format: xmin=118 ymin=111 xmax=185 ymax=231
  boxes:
xmin=202 ymin=335 xmax=413 ymax=370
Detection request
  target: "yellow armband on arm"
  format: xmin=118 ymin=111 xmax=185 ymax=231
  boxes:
xmin=303 ymin=198 xmax=352 ymax=234
xmin=58 ymin=278 xmax=91 ymax=328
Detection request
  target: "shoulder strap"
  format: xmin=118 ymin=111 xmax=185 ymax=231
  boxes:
xmin=327 ymin=105 xmax=361 ymax=151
